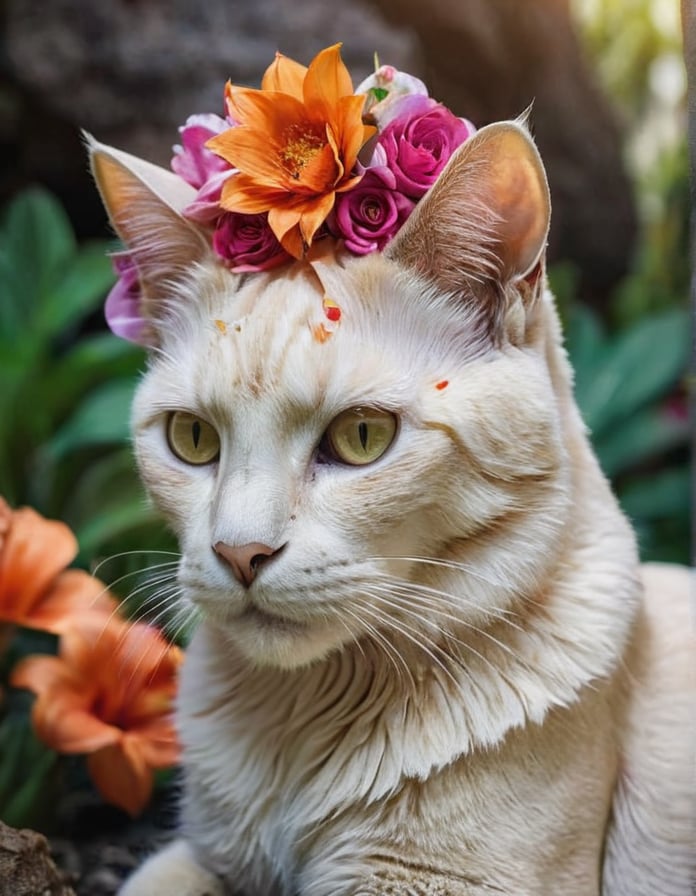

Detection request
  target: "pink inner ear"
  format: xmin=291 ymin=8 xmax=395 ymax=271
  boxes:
xmin=523 ymin=261 xmax=543 ymax=289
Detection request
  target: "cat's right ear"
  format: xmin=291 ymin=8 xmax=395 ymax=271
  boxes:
xmin=385 ymin=119 xmax=551 ymax=336
xmin=87 ymin=134 xmax=210 ymax=310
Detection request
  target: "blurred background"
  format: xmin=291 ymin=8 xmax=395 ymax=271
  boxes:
xmin=0 ymin=0 xmax=691 ymax=599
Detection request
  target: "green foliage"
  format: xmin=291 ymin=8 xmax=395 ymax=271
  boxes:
xmin=563 ymin=301 xmax=690 ymax=563
xmin=0 ymin=187 xmax=174 ymax=580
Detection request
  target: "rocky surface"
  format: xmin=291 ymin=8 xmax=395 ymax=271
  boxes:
xmin=0 ymin=820 xmax=75 ymax=896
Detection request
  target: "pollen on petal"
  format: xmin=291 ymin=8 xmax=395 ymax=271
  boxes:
xmin=436 ymin=380 xmax=449 ymax=390
xmin=214 ymin=319 xmax=227 ymax=335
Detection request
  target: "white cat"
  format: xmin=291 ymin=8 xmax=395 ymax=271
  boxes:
xmin=89 ymin=120 xmax=694 ymax=895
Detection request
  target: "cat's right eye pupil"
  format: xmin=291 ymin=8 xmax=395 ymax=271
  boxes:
xmin=167 ymin=411 xmax=220 ymax=466
xmin=322 ymin=407 xmax=397 ymax=467
xmin=358 ymin=421 xmax=368 ymax=450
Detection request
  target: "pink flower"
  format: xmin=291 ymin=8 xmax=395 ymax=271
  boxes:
xmin=356 ymin=65 xmax=428 ymax=127
xmin=212 ymin=213 xmax=292 ymax=272
xmin=333 ymin=166 xmax=414 ymax=254
xmin=374 ymin=94 xmax=475 ymax=199
xmin=171 ymin=114 xmax=232 ymax=189
xmin=173 ymin=114 xmax=237 ymax=224
xmin=104 ymin=254 xmax=149 ymax=346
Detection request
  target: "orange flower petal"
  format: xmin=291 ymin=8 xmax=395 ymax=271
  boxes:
xmin=210 ymin=126 xmax=289 ymax=189
xmin=298 ymin=140 xmax=341 ymax=193
xmin=268 ymin=206 xmax=305 ymax=258
xmin=88 ymin=739 xmax=153 ymax=817
xmin=303 ymin=44 xmax=353 ymax=119
xmin=298 ymin=191 xmax=336 ymax=245
xmin=334 ymin=94 xmax=377 ymax=168
xmin=11 ymin=655 xmax=71 ymax=695
xmin=0 ymin=507 xmax=77 ymax=622
xmin=0 ymin=498 xmax=11 ymax=551
xmin=25 ymin=570 xmax=118 ymax=635
xmin=219 ymin=175 xmax=288 ymax=213
xmin=261 ymin=52 xmax=307 ymax=98
xmin=131 ymin=717 xmax=181 ymax=768
xmin=34 ymin=693 xmax=121 ymax=753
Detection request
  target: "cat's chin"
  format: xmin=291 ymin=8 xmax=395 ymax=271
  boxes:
xmin=214 ymin=605 xmax=350 ymax=670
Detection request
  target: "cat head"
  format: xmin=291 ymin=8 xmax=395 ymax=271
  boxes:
xmin=90 ymin=116 xmax=572 ymax=670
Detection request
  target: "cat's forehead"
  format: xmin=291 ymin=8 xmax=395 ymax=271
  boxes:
xmin=153 ymin=254 xmax=490 ymax=421
xmin=159 ymin=258 xmax=403 ymax=414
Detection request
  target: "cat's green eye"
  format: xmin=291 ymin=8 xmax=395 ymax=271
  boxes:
xmin=323 ymin=408 xmax=397 ymax=466
xmin=167 ymin=412 xmax=220 ymax=465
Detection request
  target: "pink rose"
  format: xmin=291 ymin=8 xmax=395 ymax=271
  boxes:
xmin=212 ymin=213 xmax=292 ymax=272
xmin=333 ymin=166 xmax=415 ymax=255
xmin=375 ymin=95 xmax=475 ymax=199
xmin=104 ymin=254 xmax=150 ymax=345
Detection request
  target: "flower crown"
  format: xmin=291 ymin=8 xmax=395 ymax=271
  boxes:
xmin=106 ymin=44 xmax=476 ymax=342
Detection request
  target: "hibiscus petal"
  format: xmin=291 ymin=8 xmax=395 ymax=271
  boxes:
xmin=88 ymin=739 xmax=153 ymax=817
xmin=261 ymin=52 xmax=307 ymax=99
xmin=0 ymin=507 xmax=77 ymax=623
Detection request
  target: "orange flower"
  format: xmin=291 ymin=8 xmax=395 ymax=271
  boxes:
xmin=0 ymin=497 xmax=117 ymax=633
xmin=12 ymin=615 xmax=182 ymax=816
xmin=207 ymin=43 xmax=376 ymax=258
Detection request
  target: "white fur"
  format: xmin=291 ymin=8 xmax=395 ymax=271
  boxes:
xmin=89 ymin=124 xmax=694 ymax=895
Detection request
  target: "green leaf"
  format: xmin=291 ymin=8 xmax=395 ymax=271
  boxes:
xmin=0 ymin=711 xmax=59 ymax=829
xmin=76 ymin=499 xmax=163 ymax=559
xmin=578 ymin=309 xmax=690 ymax=435
xmin=42 ymin=335 xmax=144 ymax=419
xmin=37 ymin=241 xmax=116 ymax=337
xmin=618 ymin=466 xmax=691 ymax=521
xmin=592 ymin=406 xmax=689 ymax=478
xmin=564 ymin=303 xmax=606 ymax=412
xmin=0 ymin=189 xmax=77 ymax=330
xmin=46 ymin=379 xmax=136 ymax=459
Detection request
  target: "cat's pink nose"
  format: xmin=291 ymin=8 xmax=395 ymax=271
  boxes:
xmin=213 ymin=541 xmax=282 ymax=588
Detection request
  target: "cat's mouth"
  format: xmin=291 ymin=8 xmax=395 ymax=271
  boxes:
xmin=239 ymin=604 xmax=307 ymax=633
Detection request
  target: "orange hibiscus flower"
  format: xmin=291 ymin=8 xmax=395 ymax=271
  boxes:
xmin=11 ymin=616 xmax=182 ymax=816
xmin=0 ymin=497 xmax=117 ymax=634
xmin=207 ymin=43 xmax=376 ymax=258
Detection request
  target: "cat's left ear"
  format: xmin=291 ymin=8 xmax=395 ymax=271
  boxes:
xmin=87 ymin=135 xmax=210 ymax=306
xmin=385 ymin=119 xmax=550 ymax=333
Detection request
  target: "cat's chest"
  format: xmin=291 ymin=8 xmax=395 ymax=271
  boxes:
xmin=176 ymin=629 xmax=407 ymax=886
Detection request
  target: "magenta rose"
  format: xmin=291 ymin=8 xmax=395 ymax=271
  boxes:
xmin=212 ymin=213 xmax=292 ymax=272
xmin=333 ymin=166 xmax=415 ymax=255
xmin=104 ymin=253 xmax=150 ymax=345
xmin=375 ymin=95 xmax=475 ymax=199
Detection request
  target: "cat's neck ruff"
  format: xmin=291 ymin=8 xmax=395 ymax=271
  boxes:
xmin=180 ymin=478 xmax=639 ymax=825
